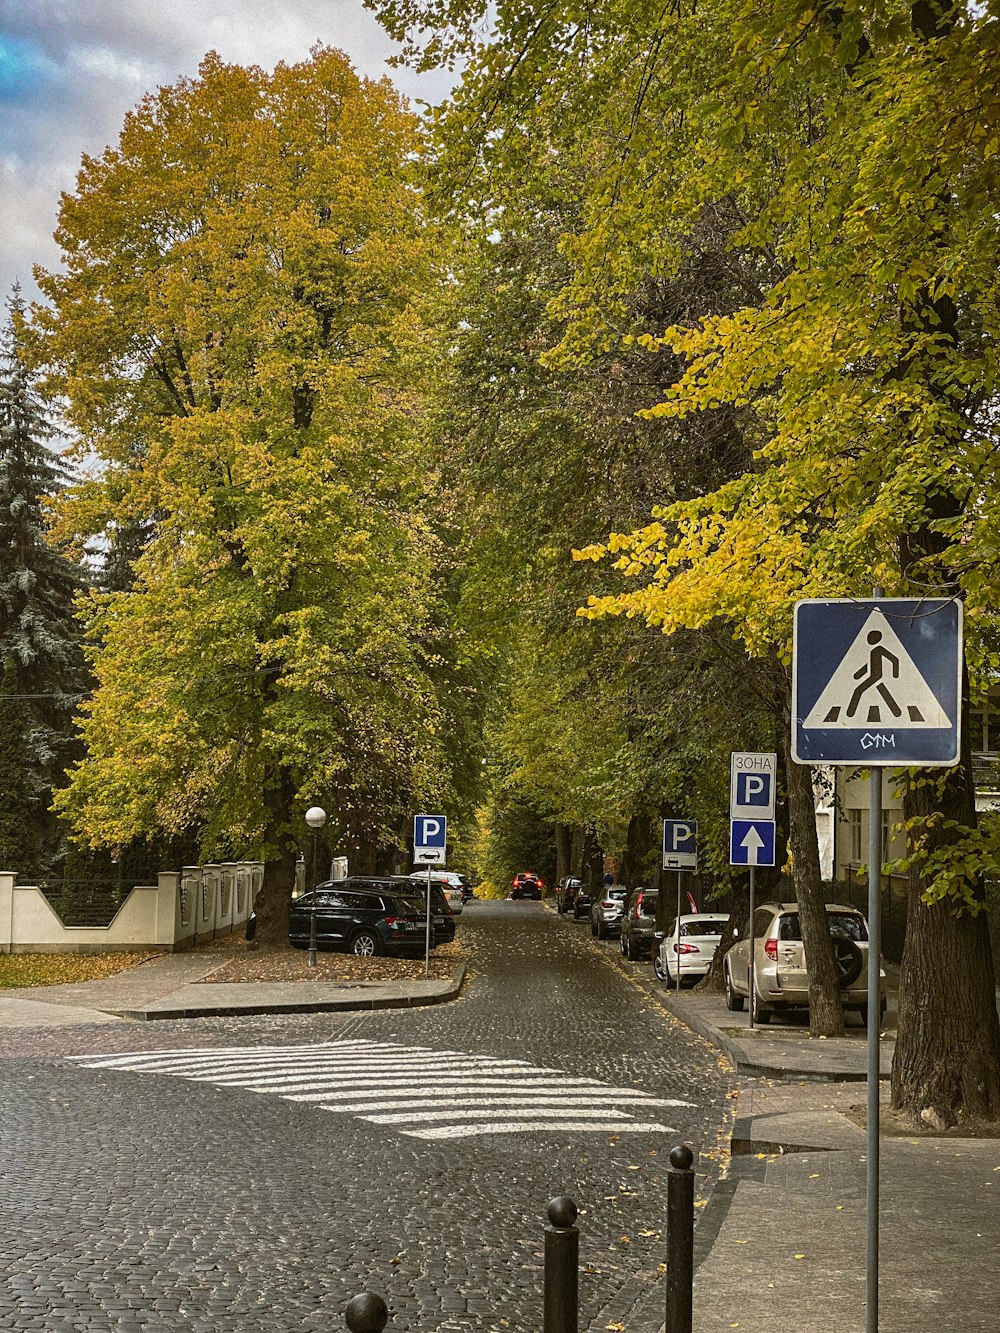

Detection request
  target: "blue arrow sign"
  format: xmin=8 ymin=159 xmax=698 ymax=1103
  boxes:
xmin=662 ymin=819 xmax=698 ymax=871
xmin=730 ymin=819 xmax=776 ymax=868
xmin=792 ymin=598 xmax=962 ymax=766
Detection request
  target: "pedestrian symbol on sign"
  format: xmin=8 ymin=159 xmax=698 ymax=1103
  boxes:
xmin=803 ymin=610 xmax=951 ymax=731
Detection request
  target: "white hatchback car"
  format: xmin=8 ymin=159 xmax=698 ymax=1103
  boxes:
xmin=409 ymin=870 xmax=464 ymax=914
xmin=653 ymin=913 xmax=729 ymax=986
xmin=724 ymin=901 xmax=886 ymax=1026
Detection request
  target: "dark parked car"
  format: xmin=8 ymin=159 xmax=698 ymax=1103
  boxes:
xmin=394 ymin=876 xmax=455 ymax=943
xmin=571 ymin=881 xmax=595 ymax=920
xmin=512 ymin=872 xmax=544 ymax=900
xmin=555 ymin=877 xmax=582 ymax=913
xmin=287 ymin=878 xmax=435 ymax=956
xmin=620 ymin=886 xmax=660 ymax=960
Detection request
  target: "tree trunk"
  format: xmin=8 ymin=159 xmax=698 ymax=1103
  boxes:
xmin=892 ymin=713 xmax=1000 ymax=1124
xmin=784 ymin=695 xmax=845 ymax=1037
xmin=700 ymin=879 xmax=748 ymax=992
xmin=251 ymin=768 xmax=298 ymax=947
xmin=555 ymin=822 xmax=571 ymax=887
xmin=582 ymin=825 xmax=604 ymax=895
xmin=619 ymin=813 xmax=653 ymax=889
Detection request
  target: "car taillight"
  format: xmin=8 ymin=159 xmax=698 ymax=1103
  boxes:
xmin=764 ymin=938 xmax=778 ymax=959
xmin=674 ymin=942 xmax=699 ymax=954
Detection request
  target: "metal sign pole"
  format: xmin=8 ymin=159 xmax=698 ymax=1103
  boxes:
xmin=747 ymin=865 xmax=756 ymax=1030
xmin=425 ymin=865 xmax=432 ymax=979
xmin=867 ymin=764 xmax=882 ymax=1333
xmin=676 ymin=871 xmax=683 ymax=993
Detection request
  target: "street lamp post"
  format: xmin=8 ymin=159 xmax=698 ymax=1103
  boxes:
xmin=305 ymin=806 xmax=327 ymax=968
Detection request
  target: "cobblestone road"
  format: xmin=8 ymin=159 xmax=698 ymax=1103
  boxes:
xmin=0 ymin=900 xmax=735 ymax=1333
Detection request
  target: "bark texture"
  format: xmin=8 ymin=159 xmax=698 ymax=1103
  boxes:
xmin=892 ymin=719 xmax=1000 ymax=1124
xmin=784 ymin=710 xmax=845 ymax=1037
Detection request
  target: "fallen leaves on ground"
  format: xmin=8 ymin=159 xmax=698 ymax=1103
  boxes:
xmin=0 ymin=952 xmax=160 ymax=989
xmin=203 ymin=938 xmax=465 ymax=984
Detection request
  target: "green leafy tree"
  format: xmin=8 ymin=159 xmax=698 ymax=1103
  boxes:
xmin=374 ymin=0 xmax=1000 ymax=1119
xmin=31 ymin=49 xmax=453 ymax=943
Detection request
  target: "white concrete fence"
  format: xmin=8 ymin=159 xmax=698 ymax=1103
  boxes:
xmin=0 ymin=861 xmax=263 ymax=954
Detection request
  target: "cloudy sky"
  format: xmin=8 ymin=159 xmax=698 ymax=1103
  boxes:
xmin=0 ymin=1 xmax=453 ymax=304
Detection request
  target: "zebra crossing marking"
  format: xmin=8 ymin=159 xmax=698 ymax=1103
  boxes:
xmin=67 ymin=1039 xmax=691 ymax=1140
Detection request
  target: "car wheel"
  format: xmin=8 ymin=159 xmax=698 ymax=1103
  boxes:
xmin=754 ymin=1006 xmax=772 ymax=1024
xmin=653 ymin=951 xmax=666 ymax=982
xmin=724 ymin=964 xmax=745 ymax=1012
xmin=833 ymin=938 xmax=864 ymax=988
xmin=591 ymin=919 xmax=598 ymax=936
xmin=622 ymin=934 xmax=632 ymax=961
xmin=350 ymin=930 xmax=381 ymax=957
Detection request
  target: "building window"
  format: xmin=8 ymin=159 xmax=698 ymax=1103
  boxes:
xmin=970 ymin=702 xmax=1000 ymax=753
xmin=848 ymin=809 xmax=863 ymax=863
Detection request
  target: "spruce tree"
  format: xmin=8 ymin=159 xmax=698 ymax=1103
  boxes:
xmin=0 ymin=288 xmax=86 ymax=874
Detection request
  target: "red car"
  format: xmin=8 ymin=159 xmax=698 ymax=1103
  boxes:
xmin=511 ymin=871 xmax=544 ymax=900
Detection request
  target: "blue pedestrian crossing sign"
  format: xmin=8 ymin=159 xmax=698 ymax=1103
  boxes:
xmin=792 ymin=598 xmax=962 ymax=767
xmin=729 ymin=820 xmax=776 ymax=868
xmin=662 ymin=819 xmax=698 ymax=871
xmin=413 ymin=813 xmax=447 ymax=865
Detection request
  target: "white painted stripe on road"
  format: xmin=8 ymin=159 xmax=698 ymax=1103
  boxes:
xmin=67 ymin=1040 xmax=403 ymax=1067
xmin=402 ymin=1120 xmax=675 ymax=1140
xmin=182 ymin=1060 xmax=551 ymax=1085
xmin=361 ymin=1107 xmax=635 ymax=1125
xmin=297 ymin=1092 xmax=688 ymax=1111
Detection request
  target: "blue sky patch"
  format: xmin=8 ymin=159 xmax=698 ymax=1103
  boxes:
xmin=0 ymin=35 xmax=52 ymax=102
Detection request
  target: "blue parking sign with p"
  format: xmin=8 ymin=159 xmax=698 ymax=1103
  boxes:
xmin=414 ymin=813 xmax=447 ymax=864
xmin=736 ymin=772 xmax=771 ymax=808
xmin=662 ymin=819 xmax=698 ymax=871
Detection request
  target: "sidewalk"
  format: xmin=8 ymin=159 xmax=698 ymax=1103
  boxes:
xmin=645 ymin=974 xmax=999 ymax=1333
xmin=0 ymin=951 xmax=465 ymax=1025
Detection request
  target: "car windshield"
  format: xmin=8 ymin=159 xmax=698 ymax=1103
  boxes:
xmin=680 ymin=919 xmax=725 ymax=937
xmin=606 ymin=889 xmax=627 ymax=902
xmin=778 ymin=912 xmax=868 ymax=943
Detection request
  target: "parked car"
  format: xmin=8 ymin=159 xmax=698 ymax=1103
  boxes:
xmin=653 ymin=913 xmax=729 ymax=986
xmin=287 ymin=880 xmax=431 ymax=956
xmin=723 ymin=901 xmax=887 ymax=1026
xmin=408 ymin=870 xmax=464 ymax=914
xmin=555 ymin=877 xmax=582 ymax=913
xmin=590 ymin=885 xmax=628 ymax=938
xmin=620 ymin=886 xmax=660 ymax=959
xmin=456 ymin=875 xmax=476 ymax=903
xmin=511 ymin=871 xmax=544 ymax=900
xmin=398 ymin=876 xmax=455 ymax=942
xmin=571 ymin=880 xmax=595 ymax=919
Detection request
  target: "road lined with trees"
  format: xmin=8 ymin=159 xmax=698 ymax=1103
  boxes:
xmin=3 ymin=3 xmax=998 ymax=1130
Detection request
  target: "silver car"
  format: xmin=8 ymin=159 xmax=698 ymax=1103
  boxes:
xmin=590 ymin=885 xmax=628 ymax=939
xmin=653 ymin=913 xmax=729 ymax=986
xmin=724 ymin=901 xmax=886 ymax=1026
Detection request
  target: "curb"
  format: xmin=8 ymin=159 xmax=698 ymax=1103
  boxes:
xmin=105 ymin=963 xmax=467 ymax=1022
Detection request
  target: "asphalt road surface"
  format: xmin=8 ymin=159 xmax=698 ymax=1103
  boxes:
xmin=0 ymin=899 xmax=734 ymax=1333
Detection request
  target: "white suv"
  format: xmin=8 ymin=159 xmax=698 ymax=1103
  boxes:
xmin=724 ymin=902 xmax=886 ymax=1026
xmin=409 ymin=870 xmax=464 ymax=914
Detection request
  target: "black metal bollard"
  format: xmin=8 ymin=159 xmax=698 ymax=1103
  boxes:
xmin=346 ymin=1293 xmax=389 ymax=1333
xmin=544 ymin=1194 xmax=579 ymax=1333
xmin=665 ymin=1144 xmax=694 ymax=1333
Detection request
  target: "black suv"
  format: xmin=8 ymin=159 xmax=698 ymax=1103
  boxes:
xmin=390 ymin=876 xmax=455 ymax=943
xmin=288 ymin=877 xmax=433 ymax=956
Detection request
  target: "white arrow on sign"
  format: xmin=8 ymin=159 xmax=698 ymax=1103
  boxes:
xmin=740 ymin=825 xmax=765 ymax=866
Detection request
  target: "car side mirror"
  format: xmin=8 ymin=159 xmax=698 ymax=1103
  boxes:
xmin=732 ymin=927 xmax=740 ymax=940
xmin=653 ymin=930 xmax=665 ymax=942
